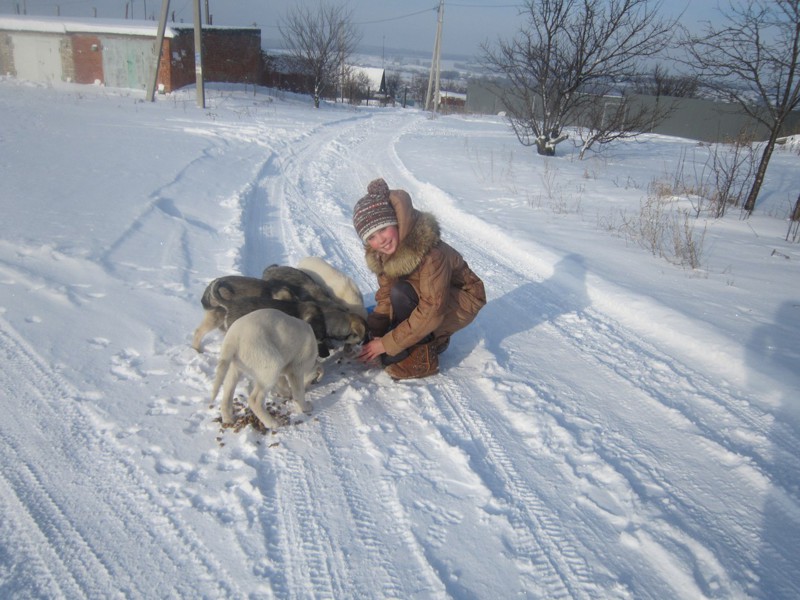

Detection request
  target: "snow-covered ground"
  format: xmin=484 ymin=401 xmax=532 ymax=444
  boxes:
xmin=1 ymin=78 xmax=798 ymax=599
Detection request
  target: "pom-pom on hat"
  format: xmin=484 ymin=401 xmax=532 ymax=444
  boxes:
xmin=353 ymin=178 xmax=398 ymax=243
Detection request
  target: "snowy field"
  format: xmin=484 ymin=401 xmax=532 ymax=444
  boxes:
xmin=1 ymin=78 xmax=799 ymax=599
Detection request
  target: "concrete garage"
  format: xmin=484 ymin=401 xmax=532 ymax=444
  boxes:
xmin=0 ymin=15 xmax=261 ymax=93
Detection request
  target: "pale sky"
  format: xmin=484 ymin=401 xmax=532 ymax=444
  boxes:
xmin=5 ymin=1 xmax=720 ymax=58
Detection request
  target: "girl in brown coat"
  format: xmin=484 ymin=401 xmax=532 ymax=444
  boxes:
xmin=353 ymin=178 xmax=486 ymax=379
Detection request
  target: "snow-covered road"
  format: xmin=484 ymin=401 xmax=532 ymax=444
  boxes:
xmin=1 ymin=81 xmax=798 ymax=598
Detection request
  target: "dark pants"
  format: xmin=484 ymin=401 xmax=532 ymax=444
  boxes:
xmin=381 ymin=281 xmax=432 ymax=366
xmin=390 ymin=280 xmax=418 ymax=326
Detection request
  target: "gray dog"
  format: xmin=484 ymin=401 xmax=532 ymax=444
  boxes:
xmin=262 ymin=264 xmax=367 ymax=350
xmin=192 ymin=275 xmax=330 ymax=356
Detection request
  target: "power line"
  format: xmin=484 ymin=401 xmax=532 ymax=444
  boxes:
xmin=354 ymin=6 xmax=437 ymax=26
xmin=447 ymin=2 xmax=521 ymax=6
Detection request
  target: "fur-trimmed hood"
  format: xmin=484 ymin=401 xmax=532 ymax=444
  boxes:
xmin=364 ymin=189 xmax=441 ymax=280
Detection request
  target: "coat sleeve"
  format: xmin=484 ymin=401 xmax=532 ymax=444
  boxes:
xmin=382 ymin=249 xmax=449 ymax=356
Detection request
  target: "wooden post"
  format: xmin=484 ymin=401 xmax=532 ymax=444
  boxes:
xmin=425 ymin=0 xmax=445 ymax=113
xmin=146 ymin=0 xmax=170 ymax=102
xmin=193 ymin=0 xmax=205 ymax=108
xmin=786 ymin=194 xmax=800 ymax=242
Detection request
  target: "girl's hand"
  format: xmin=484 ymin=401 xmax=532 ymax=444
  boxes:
xmin=358 ymin=338 xmax=386 ymax=363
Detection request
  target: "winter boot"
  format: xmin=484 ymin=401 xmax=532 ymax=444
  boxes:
xmin=432 ymin=335 xmax=450 ymax=355
xmin=384 ymin=342 xmax=439 ymax=380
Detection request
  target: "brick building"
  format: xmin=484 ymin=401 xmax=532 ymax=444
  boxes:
xmin=0 ymin=15 xmax=261 ymax=93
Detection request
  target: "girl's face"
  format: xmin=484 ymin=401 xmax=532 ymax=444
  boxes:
xmin=367 ymin=225 xmax=399 ymax=256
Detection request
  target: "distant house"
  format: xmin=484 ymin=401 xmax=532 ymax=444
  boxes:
xmin=0 ymin=15 xmax=261 ymax=92
xmin=440 ymin=90 xmax=466 ymax=111
xmin=354 ymin=66 xmax=386 ymax=96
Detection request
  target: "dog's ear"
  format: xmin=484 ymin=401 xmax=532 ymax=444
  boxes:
xmin=272 ymin=286 xmax=294 ymax=301
xmin=213 ymin=279 xmax=239 ymax=303
xmin=261 ymin=264 xmax=279 ymax=279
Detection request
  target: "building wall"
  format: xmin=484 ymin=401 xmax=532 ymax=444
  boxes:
xmin=71 ymin=35 xmax=103 ymax=84
xmin=136 ymin=27 xmax=263 ymax=92
xmin=101 ymin=36 xmax=154 ymax=90
xmin=0 ymin=32 xmax=13 ymax=76
xmin=635 ymin=94 xmax=800 ymax=141
xmin=0 ymin=19 xmax=261 ymax=93
xmin=199 ymin=29 xmax=262 ymax=85
xmin=166 ymin=31 xmax=195 ymax=91
xmin=6 ymin=32 xmax=63 ymax=84
xmin=466 ymin=79 xmax=800 ymax=143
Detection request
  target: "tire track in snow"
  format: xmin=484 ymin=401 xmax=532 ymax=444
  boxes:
xmin=234 ymin=355 xmax=446 ymax=596
xmin=234 ymin=113 xmax=392 ymax=596
xmin=269 ymin=448 xmax=344 ymax=598
xmin=422 ymin=217 xmax=763 ymax=594
xmin=427 ymin=375 xmax=596 ymax=598
xmin=350 ymin=114 xmax=616 ymax=594
xmin=0 ymin=317 xmax=241 ymax=598
xmin=547 ymin=309 xmax=795 ymax=481
xmin=0 ymin=457 xmax=87 ymax=598
xmin=315 ymin=387 xmax=445 ymax=597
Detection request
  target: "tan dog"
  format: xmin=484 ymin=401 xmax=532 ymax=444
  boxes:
xmin=298 ymin=256 xmax=367 ymax=319
xmin=222 ymin=296 xmax=329 ymax=358
xmin=210 ymin=309 xmax=323 ymax=430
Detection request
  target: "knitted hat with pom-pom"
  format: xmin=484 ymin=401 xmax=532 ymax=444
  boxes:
xmin=352 ymin=178 xmax=398 ymax=243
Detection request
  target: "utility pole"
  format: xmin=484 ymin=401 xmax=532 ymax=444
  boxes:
xmin=148 ymin=0 xmax=203 ymax=106
xmin=147 ymin=0 xmax=171 ymax=101
xmin=425 ymin=0 xmax=444 ymax=113
xmin=339 ymin=26 xmax=345 ymax=104
xmin=192 ymin=0 xmax=205 ymax=107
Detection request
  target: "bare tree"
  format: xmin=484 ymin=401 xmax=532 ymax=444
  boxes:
xmin=633 ymin=64 xmax=700 ymax=98
xmin=573 ymin=92 xmax=674 ymax=159
xmin=384 ymin=71 xmax=402 ymax=102
xmin=279 ymin=2 xmax=361 ymax=108
xmin=410 ymin=73 xmax=429 ymax=107
xmin=479 ymin=0 xmax=676 ymax=156
xmin=681 ymin=0 xmax=800 ymax=215
xmin=341 ymin=69 xmax=371 ymax=105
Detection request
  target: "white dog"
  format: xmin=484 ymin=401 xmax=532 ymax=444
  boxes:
xmin=298 ymin=256 xmax=367 ymax=319
xmin=210 ymin=309 xmax=323 ymax=430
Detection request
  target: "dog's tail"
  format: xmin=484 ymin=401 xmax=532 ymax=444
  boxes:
xmin=200 ymin=282 xmax=215 ymax=310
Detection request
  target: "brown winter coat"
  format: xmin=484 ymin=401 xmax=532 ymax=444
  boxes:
xmin=364 ymin=188 xmax=486 ymax=357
